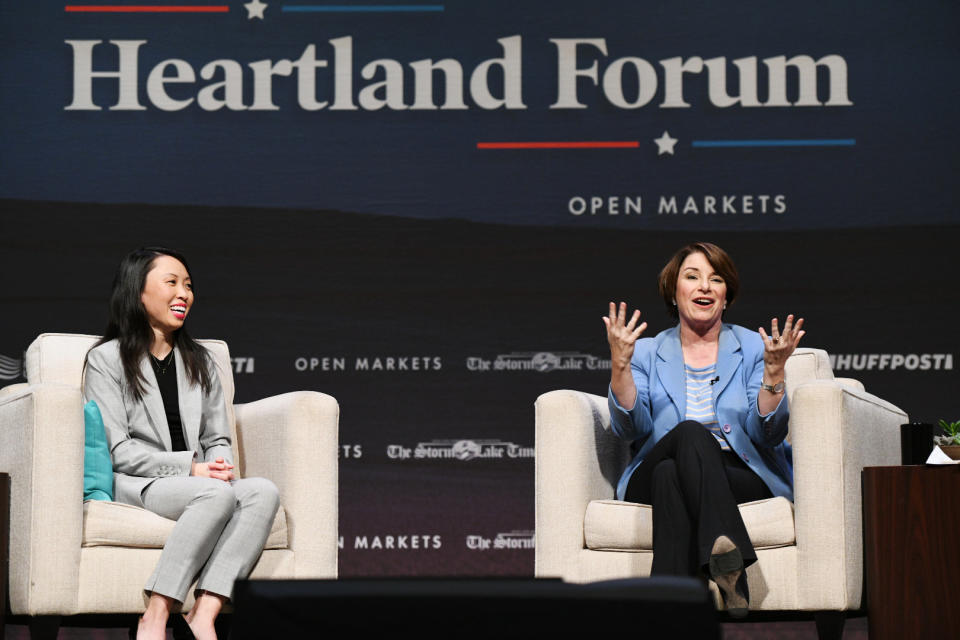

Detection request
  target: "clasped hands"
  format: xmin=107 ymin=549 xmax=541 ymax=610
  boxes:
xmin=191 ymin=457 xmax=234 ymax=482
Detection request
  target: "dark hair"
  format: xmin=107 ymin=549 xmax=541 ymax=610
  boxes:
xmin=658 ymin=242 xmax=740 ymax=319
xmin=86 ymin=247 xmax=212 ymax=401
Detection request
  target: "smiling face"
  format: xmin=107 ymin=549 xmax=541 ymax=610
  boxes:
xmin=675 ymin=251 xmax=727 ymax=332
xmin=140 ymin=255 xmax=193 ymax=339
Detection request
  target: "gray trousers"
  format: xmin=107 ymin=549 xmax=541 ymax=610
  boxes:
xmin=140 ymin=476 xmax=280 ymax=602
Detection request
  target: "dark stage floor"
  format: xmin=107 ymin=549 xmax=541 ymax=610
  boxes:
xmin=4 ymin=616 xmax=869 ymax=639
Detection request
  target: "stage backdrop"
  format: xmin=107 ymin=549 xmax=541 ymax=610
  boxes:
xmin=1 ymin=1 xmax=957 ymax=576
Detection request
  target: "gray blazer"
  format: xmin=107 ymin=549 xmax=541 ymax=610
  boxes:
xmin=83 ymin=340 xmax=234 ymax=507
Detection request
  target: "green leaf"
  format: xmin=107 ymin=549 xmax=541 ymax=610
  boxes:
xmin=940 ymin=419 xmax=960 ymax=438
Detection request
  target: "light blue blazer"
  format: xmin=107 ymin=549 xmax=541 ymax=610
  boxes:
xmin=83 ymin=340 xmax=234 ymax=508
xmin=608 ymin=324 xmax=794 ymax=502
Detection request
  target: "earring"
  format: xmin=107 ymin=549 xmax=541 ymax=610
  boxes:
xmin=672 ymin=300 xmax=677 ymax=306
xmin=723 ymin=302 xmax=727 ymax=310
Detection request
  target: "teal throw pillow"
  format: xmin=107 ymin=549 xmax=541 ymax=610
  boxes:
xmin=83 ymin=400 xmax=114 ymax=501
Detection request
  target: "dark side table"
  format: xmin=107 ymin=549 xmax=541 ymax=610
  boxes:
xmin=862 ymin=465 xmax=960 ymax=639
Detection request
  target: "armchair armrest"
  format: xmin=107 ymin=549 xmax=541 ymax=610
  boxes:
xmin=0 ymin=382 xmax=28 ymax=400
xmin=832 ymin=378 xmax=865 ymax=392
xmin=0 ymin=384 xmax=85 ymax=615
xmin=534 ymin=390 xmax=630 ymax=578
xmin=789 ymin=380 xmax=905 ymax=610
xmin=234 ymin=391 xmax=339 ymax=578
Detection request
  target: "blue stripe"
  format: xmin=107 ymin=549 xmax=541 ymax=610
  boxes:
xmin=692 ymin=139 xmax=856 ymax=148
xmin=283 ymin=4 xmax=445 ymax=12
xmin=685 ymin=362 xmax=718 ymax=428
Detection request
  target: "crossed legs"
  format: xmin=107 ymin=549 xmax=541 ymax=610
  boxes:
xmin=624 ymin=421 xmax=771 ymax=576
xmin=136 ymin=476 xmax=280 ymax=640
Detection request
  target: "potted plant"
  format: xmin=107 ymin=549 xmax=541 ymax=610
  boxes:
xmin=934 ymin=419 xmax=960 ymax=460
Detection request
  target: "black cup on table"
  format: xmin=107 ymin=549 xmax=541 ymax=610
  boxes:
xmin=900 ymin=422 xmax=934 ymax=465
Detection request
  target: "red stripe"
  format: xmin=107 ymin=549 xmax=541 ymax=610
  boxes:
xmin=65 ymin=5 xmax=230 ymax=12
xmin=477 ymin=141 xmax=639 ymax=150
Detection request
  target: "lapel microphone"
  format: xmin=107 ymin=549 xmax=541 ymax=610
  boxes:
xmin=708 ymin=376 xmax=720 ymax=385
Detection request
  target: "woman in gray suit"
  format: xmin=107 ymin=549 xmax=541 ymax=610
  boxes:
xmin=83 ymin=247 xmax=280 ymax=640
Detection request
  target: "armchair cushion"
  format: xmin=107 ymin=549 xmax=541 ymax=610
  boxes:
xmin=583 ymin=496 xmax=796 ymax=552
xmin=82 ymin=500 xmax=289 ymax=550
xmin=83 ymin=400 xmax=113 ymax=501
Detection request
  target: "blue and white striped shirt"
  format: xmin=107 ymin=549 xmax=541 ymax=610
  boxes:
xmin=684 ymin=362 xmax=729 ymax=450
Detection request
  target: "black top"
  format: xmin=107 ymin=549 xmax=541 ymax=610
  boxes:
xmin=151 ymin=352 xmax=188 ymax=452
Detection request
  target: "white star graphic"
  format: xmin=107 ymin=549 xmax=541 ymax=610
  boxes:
xmin=654 ymin=131 xmax=678 ymax=156
xmin=244 ymin=0 xmax=268 ymax=20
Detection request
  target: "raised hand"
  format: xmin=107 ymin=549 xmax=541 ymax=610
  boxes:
xmin=603 ymin=301 xmax=648 ymax=370
xmin=758 ymin=314 xmax=805 ymax=371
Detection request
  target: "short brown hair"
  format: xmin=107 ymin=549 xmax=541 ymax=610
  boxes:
xmin=658 ymin=242 xmax=740 ymax=319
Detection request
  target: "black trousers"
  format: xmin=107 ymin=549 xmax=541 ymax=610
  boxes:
xmin=624 ymin=421 xmax=772 ymax=577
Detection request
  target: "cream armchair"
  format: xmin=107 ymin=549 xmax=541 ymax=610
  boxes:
xmin=0 ymin=333 xmax=338 ymax=625
xmin=535 ymin=348 xmax=906 ymax=632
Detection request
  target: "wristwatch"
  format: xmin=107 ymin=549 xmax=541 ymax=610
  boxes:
xmin=761 ymin=379 xmax=785 ymax=393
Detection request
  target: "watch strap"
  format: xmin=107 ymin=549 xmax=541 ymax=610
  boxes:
xmin=761 ymin=379 xmax=785 ymax=393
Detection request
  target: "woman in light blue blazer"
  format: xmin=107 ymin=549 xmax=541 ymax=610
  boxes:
xmin=603 ymin=242 xmax=804 ymax=617
xmin=83 ymin=247 xmax=279 ymax=640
